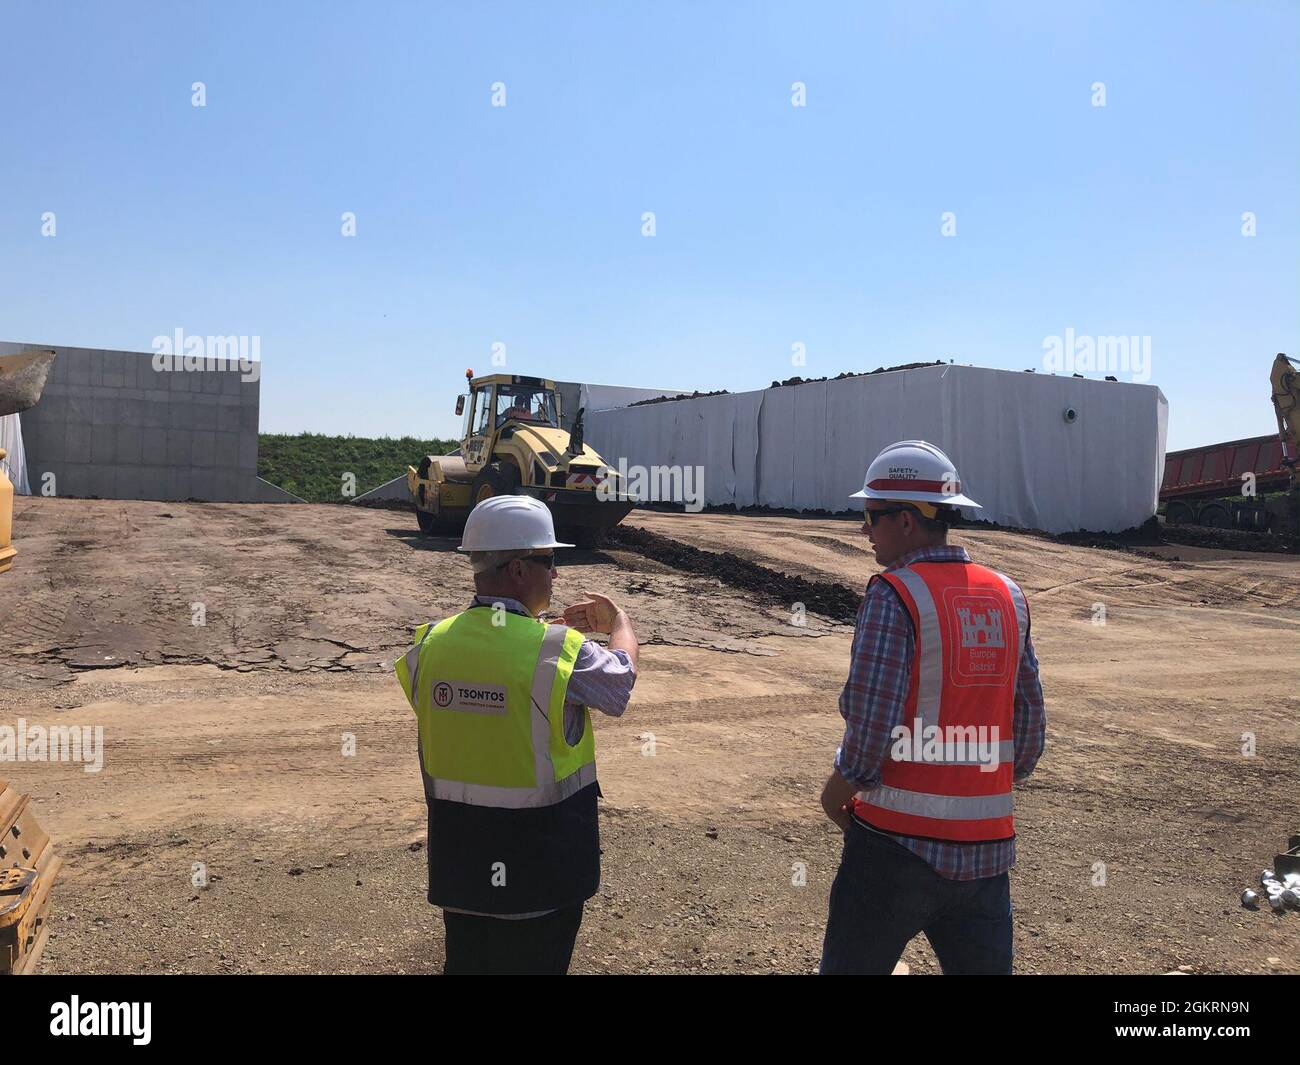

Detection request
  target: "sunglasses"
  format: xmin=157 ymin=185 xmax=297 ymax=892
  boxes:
xmin=862 ymin=506 xmax=917 ymax=528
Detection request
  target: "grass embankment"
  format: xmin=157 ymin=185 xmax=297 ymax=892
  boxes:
xmin=258 ymin=432 xmax=456 ymax=503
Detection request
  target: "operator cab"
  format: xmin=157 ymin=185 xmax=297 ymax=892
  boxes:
xmin=493 ymin=383 xmax=558 ymax=428
xmin=457 ymin=372 xmax=561 ymax=437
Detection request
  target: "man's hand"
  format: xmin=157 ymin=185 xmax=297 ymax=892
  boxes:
xmin=820 ymin=770 xmax=857 ymax=831
xmin=562 ymin=591 xmax=621 ymax=634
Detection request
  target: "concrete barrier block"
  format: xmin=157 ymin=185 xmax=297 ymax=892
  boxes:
xmin=240 ymin=404 xmax=259 ymax=431
xmin=238 ymin=433 xmax=258 ymax=472
xmin=143 ymin=361 xmax=170 ymax=390
xmin=190 ymin=401 xmax=217 ymax=429
xmin=116 ymin=467 xmax=146 ymax=500
xmin=89 ymin=424 xmax=116 ymax=465
xmin=121 ymin=356 xmax=139 ymax=390
xmin=101 ymin=355 xmax=125 ymax=388
xmin=85 ymin=466 xmax=116 ymax=498
xmin=144 ymin=395 xmax=170 ymax=427
xmin=141 ymin=427 xmax=168 ymax=463
xmin=89 ymin=351 xmax=104 ymax=388
xmin=209 ymin=470 xmax=240 ymax=500
xmin=202 ymin=372 xmax=224 ymax=395
xmin=29 ymin=394 xmax=66 ymax=427
xmin=170 ymin=402 xmax=196 ymax=429
xmin=119 ymin=397 xmax=146 ymax=428
xmin=67 ymin=422 xmax=92 ymax=463
xmin=189 ymin=471 xmax=222 ymax=500
xmin=91 ymin=396 xmax=120 ymax=425
xmin=221 ymin=371 xmax=242 ymax=396
xmin=66 ymin=395 xmax=92 ymax=427
xmin=35 ymin=423 xmax=65 ymax=463
xmin=213 ymin=430 xmax=240 ymax=463
xmin=191 ymin=430 xmax=217 ymax=468
xmin=166 ymin=429 xmax=192 ymax=465
xmin=114 ymin=425 xmax=143 ymax=464
xmin=165 ymin=467 xmax=191 ymax=501
xmin=217 ymin=403 xmax=241 ymax=432
xmin=169 ymin=369 xmax=191 ymax=392
xmin=67 ymin=355 xmax=90 ymax=386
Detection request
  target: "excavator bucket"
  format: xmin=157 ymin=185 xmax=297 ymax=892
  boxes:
xmin=0 ymin=350 xmax=57 ymax=418
xmin=0 ymin=349 xmax=57 ymax=574
xmin=0 ymin=778 xmax=60 ymax=974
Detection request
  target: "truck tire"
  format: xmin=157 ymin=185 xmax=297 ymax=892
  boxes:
xmin=1197 ymin=502 xmax=1233 ymax=529
xmin=1164 ymin=500 xmax=1195 ymax=525
xmin=471 ymin=463 xmax=521 ymax=506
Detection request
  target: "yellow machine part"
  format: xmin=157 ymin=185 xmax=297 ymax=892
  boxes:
xmin=1271 ymin=352 xmax=1300 ymax=488
xmin=0 ymin=448 xmax=15 ymax=574
xmin=0 ymin=778 xmax=61 ymax=974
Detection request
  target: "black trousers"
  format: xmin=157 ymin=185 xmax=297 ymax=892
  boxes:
xmin=442 ymin=904 xmax=585 ymax=975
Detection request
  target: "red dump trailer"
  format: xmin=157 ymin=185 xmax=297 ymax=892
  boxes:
xmin=1160 ymin=434 xmax=1297 ymax=532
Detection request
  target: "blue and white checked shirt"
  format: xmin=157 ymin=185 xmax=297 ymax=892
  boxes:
xmin=834 ymin=545 xmax=1046 ymax=881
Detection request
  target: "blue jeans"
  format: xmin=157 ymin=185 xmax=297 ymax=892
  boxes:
xmin=820 ymin=819 xmax=1014 ymax=975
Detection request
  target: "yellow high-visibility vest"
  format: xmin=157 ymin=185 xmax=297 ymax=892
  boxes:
xmin=395 ymin=606 xmax=600 ymax=912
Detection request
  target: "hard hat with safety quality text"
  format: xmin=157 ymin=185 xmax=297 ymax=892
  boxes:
xmin=850 ymin=440 xmax=981 ymax=508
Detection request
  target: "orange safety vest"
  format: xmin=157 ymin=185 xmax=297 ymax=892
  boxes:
xmin=852 ymin=561 xmax=1030 ymax=842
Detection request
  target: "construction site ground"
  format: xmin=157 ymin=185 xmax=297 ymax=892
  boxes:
xmin=1 ymin=498 xmax=1297 ymax=974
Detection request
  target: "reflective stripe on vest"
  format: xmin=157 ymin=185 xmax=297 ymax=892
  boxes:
xmin=853 ymin=561 xmax=1023 ymax=843
xmin=861 ymin=785 xmax=1015 ymax=821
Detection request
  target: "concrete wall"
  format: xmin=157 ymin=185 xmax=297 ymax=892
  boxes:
xmin=0 ymin=341 xmax=298 ymax=502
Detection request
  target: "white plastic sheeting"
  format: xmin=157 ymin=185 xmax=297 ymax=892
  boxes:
xmin=585 ymin=364 xmax=1168 ymax=534
xmin=0 ymin=413 xmax=30 ymax=495
xmin=577 ymin=383 xmax=690 ymax=413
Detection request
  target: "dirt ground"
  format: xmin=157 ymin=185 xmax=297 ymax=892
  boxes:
xmin=1 ymin=497 xmax=1297 ymax=974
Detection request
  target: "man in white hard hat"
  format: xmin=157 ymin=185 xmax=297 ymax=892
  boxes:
xmin=394 ymin=494 xmax=639 ymax=974
xmin=819 ymin=441 xmax=1046 ymax=975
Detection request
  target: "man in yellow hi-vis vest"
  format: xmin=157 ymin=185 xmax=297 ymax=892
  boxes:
xmin=395 ymin=494 xmax=639 ymax=975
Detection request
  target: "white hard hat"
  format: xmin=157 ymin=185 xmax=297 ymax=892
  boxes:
xmin=457 ymin=494 xmax=575 ymax=552
xmin=850 ymin=440 xmax=981 ymax=509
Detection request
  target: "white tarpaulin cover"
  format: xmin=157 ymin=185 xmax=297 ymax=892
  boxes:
xmin=586 ymin=364 xmax=1168 ymax=534
xmin=0 ymin=413 xmax=30 ymax=495
xmin=577 ymin=383 xmax=690 ymax=413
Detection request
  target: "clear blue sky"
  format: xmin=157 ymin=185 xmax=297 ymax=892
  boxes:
xmin=2 ymin=1 xmax=1295 ymax=450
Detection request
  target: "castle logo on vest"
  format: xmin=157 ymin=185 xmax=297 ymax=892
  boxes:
xmin=943 ymin=590 xmax=1015 ymax=685
xmin=432 ymin=681 xmax=508 ymax=715
xmin=956 ymin=604 xmax=1004 ymax=648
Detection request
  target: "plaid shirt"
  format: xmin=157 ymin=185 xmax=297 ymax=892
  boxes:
xmin=834 ymin=545 xmax=1046 ymax=881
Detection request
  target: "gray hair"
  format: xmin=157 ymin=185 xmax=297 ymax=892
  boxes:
xmin=469 ymin=549 xmax=527 ymax=575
